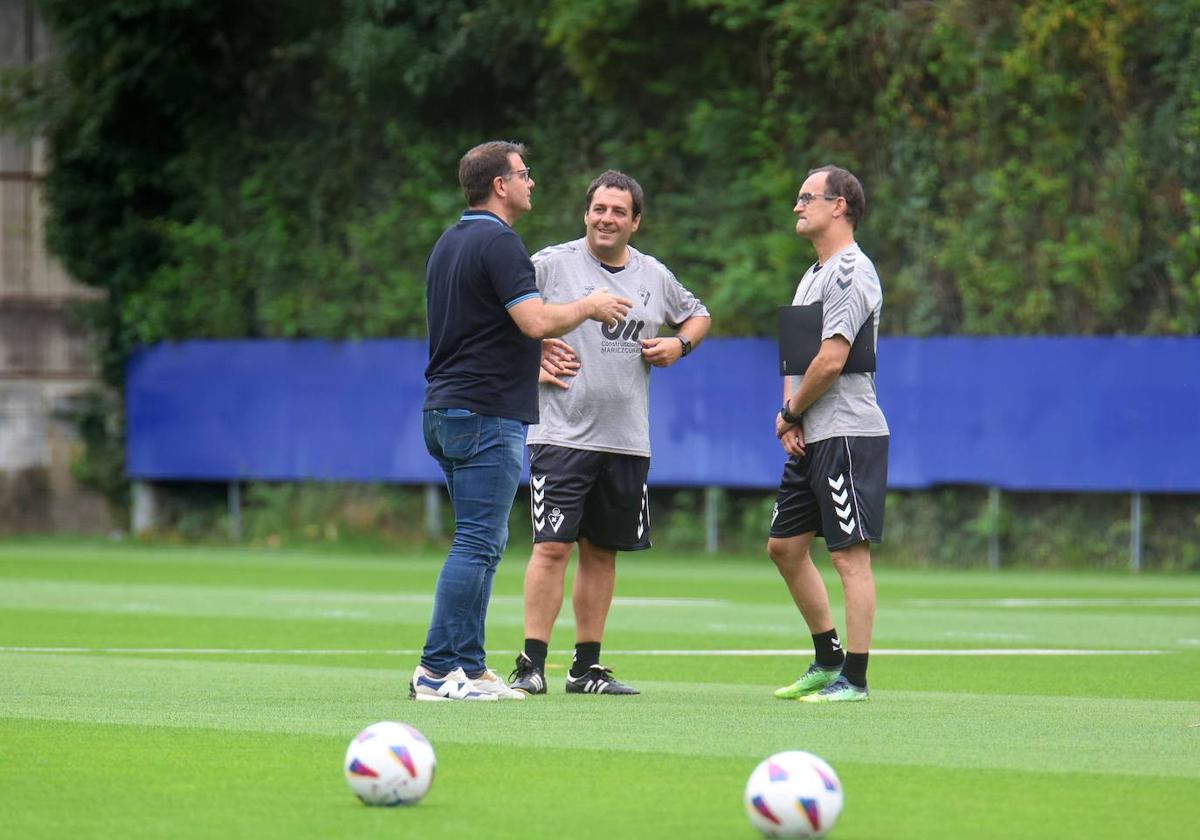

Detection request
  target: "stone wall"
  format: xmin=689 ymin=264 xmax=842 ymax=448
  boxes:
xmin=0 ymin=0 xmax=113 ymax=533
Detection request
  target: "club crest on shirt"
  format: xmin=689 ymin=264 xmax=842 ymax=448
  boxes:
xmin=638 ymin=285 xmax=650 ymax=306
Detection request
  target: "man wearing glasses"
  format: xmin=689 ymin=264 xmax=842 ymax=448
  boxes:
xmin=415 ymin=142 xmax=633 ymax=702
xmin=769 ymin=165 xmax=890 ymax=703
xmin=508 ymin=170 xmax=710 ymax=696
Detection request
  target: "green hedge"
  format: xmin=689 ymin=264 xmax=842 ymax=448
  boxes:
xmin=129 ymin=481 xmax=1199 ymax=572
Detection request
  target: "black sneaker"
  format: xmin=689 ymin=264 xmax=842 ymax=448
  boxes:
xmin=508 ymin=652 xmax=547 ymax=695
xmin=565 ymin=664 xmax=639 ymax=695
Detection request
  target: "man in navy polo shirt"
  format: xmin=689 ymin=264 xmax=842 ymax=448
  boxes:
xmin=412 ymin=140 xmax=633 ymax=702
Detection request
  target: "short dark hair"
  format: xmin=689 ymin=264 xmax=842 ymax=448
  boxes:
xmin=459 ymin=141 xmax=527 ymax=205
xmin=584 ymin=170 xmax=644 ymax=219
xmin=808 ymin=165 xmax=865 ymax=229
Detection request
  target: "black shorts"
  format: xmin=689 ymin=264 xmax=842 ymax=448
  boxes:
xmin=770 ymin=435 xmax=889 ymax=550
xmin=528 ymin=444 xmax=651 ymax=551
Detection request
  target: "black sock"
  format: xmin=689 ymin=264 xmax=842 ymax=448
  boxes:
xmin=524 ymin=638 xmax=548 ymax=671
xmin=841 ymin=652 xmax=869 ymax=687
xmin=813 ymin=628 xmax=846 ymax=668
xmin=571 ymin=641 xmax=601 ymax=677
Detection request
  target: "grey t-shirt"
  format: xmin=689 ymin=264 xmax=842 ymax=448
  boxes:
xmin=526 ymin=239 xmax=709 ymax=456
xmin=788 ymin=242 xmax=890 ymax=443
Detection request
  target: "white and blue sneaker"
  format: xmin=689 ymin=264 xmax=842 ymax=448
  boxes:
xmin=409 ymin=665 xmax=496 ymax=702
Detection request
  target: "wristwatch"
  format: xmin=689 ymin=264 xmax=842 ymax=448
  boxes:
xmin=676 ymin=335 xmax=692 ymax=357
xmin=780 ymin=402 xmax=803 ymax=425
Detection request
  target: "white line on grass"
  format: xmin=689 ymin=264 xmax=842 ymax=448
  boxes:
xmin=0 ymin=646 xmax=1167 ymax=656
xmin=903 ymin=598 xmax=1200 ymax=608
xmin=613 ymin=597 xmax=731 ymax=607
xmin=0 ymin=647 xmax=392 ymax=655
xmin=605 ymin=649 xmax=1168 ymax=656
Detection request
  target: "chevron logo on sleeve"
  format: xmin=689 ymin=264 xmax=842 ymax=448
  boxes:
xmin=837 ymin=254 xmax=855 ymax=290
xmin=828 ymin=474 xmax=856 ymax=534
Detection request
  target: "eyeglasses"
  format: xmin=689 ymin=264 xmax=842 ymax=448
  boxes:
xmin=794 ymin=192 xmax=838 ymax=207
xmin=505 ymin=167 xmax=532 ymax=182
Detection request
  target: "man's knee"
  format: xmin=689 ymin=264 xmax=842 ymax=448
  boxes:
xmin=829 ymin=542 xmax=872 ymax=576
xmin=451 ymin=531 xmax=504 ymax=563
xmin=532 ymin=541 xmax=573 ymax=565
xmin=578 ymin=540 xmax=616 ymax=570
xmin=766 ymin=537 xmax=789 ymax=566
xmin=768 ymin=534 xmax=812 ymax=568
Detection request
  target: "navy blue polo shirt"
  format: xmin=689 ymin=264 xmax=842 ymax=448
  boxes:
xmin=423 ymin=210 xmax=542 ymax=423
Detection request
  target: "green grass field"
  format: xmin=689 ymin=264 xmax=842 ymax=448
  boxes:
xmin=1 ymin=539 xmax=1197 ymax=839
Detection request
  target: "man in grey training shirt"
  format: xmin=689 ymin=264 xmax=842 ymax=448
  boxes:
xmin=508 ymin=170 xmax=710 ymax=696
xmin=415 ymin=142 xmax=632 ymax=703
xmin=769 ymin=165 xmax=889 ymax=703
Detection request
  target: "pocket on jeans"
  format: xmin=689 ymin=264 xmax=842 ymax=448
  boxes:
xmin=438 ymin=411 xmax=481 ymax=459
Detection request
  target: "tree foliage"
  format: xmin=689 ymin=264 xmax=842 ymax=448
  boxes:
xmin=6 ymin=0 xmax=1200 ymax=383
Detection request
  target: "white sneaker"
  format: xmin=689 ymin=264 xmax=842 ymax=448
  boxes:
xmin=470 ymin=668 xmax=526 ymax=700
xmin=410 ymin=665 xmax=497 ymax=701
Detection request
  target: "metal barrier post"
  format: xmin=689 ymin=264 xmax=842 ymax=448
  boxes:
xmin=228 ymin=481 xmax=242 ymax=542
xmin=987 ymin=486 xmax=1001 ymax=570
xmin=1130 ymin=492 xmax=1143 ymax=573
xmin=424 ymin=484 xmax=443 ymax=540
xmin=705 ymin=486 xmax=720 ymax=554
xmin=131 ymin=481 xmax=160 ymax=535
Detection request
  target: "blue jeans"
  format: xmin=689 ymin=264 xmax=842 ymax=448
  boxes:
xmin=421 ymin=409 xmax=525 ymax=676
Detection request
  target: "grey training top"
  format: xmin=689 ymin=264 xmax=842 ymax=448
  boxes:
xmin=788 ymin=242 xmax=890 ymax=443
xmin=526 ymin=238 xmax=709 ymax=457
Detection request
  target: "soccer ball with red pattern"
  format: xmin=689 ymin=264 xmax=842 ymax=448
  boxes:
xmin=743 ymin=751 xmax=843 ymax=838
xmin=344 ymin=721 xmax=436 ymax=806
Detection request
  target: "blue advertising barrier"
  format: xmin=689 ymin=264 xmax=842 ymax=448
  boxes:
xmin=126 ymin=337 xmax=1200 ymax=492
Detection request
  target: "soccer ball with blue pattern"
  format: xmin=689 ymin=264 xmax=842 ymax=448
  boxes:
xmin=743 ymin=750 xmax=844 ymax=838
xmin=344 ymin=721 xmax=436 ymax=806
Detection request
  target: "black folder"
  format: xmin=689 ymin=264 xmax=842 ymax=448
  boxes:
xmin=778 ymin=302 xmax=876 ymax=375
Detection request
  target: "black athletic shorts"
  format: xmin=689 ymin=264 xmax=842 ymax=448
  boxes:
xmin=528 ymin=444 xmax=651 ymax=551
xmin=769 ymin=435 xmax=889 ymax=551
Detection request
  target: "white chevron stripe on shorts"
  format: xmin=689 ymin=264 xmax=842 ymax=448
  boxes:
xmin=637 ymin=483 xmax=649 ymax=539
xmin=531 ymin=474 xmax=546 ymax=532
xmin=828 ymin=472 xmax=856 ymax=534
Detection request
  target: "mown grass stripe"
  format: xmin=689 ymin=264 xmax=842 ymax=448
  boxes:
xmin=904 ymin=597 xmax=1200 ymax=607
xmin=0 ymin=645 xmax=1169 ymax=656
xmin=2 ymin=652 xmax=1196 ymax=780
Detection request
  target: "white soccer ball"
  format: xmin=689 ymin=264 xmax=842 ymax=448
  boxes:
xmin=743 ymin=750 xmax=844 ymax=838
xmin=344 ymin=721 xmax=436 ymax=806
